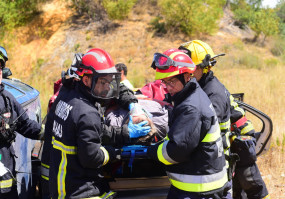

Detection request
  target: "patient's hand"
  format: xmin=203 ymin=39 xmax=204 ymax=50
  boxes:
xmin=130 ymin=115 xmax=157 ymax=145
xmin=132 ymin=114 xmax=149 ymax=125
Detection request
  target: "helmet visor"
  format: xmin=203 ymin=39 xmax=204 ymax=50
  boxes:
xmin=0 ymin=47 xmax=8 ymax=61
xmin=91 ymin=73 xmax=121 ymax=100
xmin=0 ymin=55 xmax=5 ymax=69
xmin=151 ymin=53 xmax=195 ymax=70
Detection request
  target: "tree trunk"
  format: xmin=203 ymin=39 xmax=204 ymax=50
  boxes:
xmin=224 ymin=0 xmax=231 ymax=10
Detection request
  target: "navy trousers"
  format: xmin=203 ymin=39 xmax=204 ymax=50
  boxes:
xmin=233 ymin=163 xmax=269 ymax=199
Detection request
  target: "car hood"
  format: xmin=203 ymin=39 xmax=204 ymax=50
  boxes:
xmin=2 ymin=78 xmax=40 ymax=105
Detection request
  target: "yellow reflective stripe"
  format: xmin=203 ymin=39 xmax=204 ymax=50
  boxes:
xmin=164 ymin=134 xmax=169 ymax=141
xmin=230 ymin=95 xmax=245 ymax=116
xmin=168 ymin=167 xmax=228 ymax=192
xmin=230 ymin=135 xmax=237 ymax=144
xmin=224 ymin=149 xmax=229 ymax=168
xmin=41 ymin=162 xmax=50 ymax=168
xmin=0 ymin=179 xmax=13 ymax=189
xmin=157 ymin=141 xmax=177 ymax=165
xmin=155 ymin=71 xmax=180 ymax=80
xmin=224 ymin=130 xmax=231 ymax=149
xmin=41 ymin=175 xmax=49 ymax=181
xmin=58 ymin=151 xmax=67 ymax=199
xmin=51 ymin=137 xmax=76 ymax=199
xmin=52 ymin=136 xmax=77 ymax=154
xmin=219 ymin=119 xmax=230 ymax=130
xmin=240 ymin=122 xmax=254 ymax=135
xmin=202 ymin=121 xmax=221 ymax=142
xmin=100 ymin=147 xmax=109 ymax=166
xmin=101 ymin=191 xmax=116 ymax=199
xmin=262 ymin=195 xmax=271 ymax=199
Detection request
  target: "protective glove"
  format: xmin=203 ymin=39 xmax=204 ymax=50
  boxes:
xmin=128 ymin=102 xmax=136 ymax=111
xmin=103 ymin=145 xmax=117 ymax=162
xmin=37 ymin=124 xmax=45 ymax=140
xmin=128 ymin=116 xmax=151 ymax=138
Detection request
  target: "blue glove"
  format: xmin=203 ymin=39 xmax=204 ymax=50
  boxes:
xmin=129 ymin=102 xmax=136 ymax=111
xmin=128 ymin=116 xmax=151 ymax=138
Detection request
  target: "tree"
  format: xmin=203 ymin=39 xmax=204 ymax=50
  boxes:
xmin=249 ymin=9 xmax=280 ymax=44
xmin=158 ymin=0 xmax=225 ymax=36
xmin=276 ymin=0 xmax=285 ymax=22
xmin=276 ymin=0 xmax=285 ymax=35
xmin=0 ymin=0 xmax=42 ymax=31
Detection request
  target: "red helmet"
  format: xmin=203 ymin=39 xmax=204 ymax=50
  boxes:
xmin=152 ymin=48 xmax=196 ymax=80
xmin=162 ymin=48 xmax=182 ymax=57
xmin=75 ymin=48 xmax=121 ymax=99
xmin=75 ymin=48 xmax=116 ymax=76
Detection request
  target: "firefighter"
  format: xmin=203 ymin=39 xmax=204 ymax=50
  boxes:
xmin=179 ymin=40 xmax=270 ymax=199
xmin=147 ymin=49 xmax=228 ymax=199
xmin=41 ymin=48 xmax=150 ymax=199
xmin=0 ymin=46 xmax=42 ymax=199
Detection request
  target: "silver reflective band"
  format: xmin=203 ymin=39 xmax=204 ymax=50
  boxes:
xmin=167 ymin=166 xmax=227 ymax=184
xmin=41 ymin=166 xmax=49 ymax=177
xmin=162 ymin=140 xmax=178 ymax=164
xmin=207 ymin=119 xmax=220 ymax=135
xmin=219 ymin=119 xmax=230 ymax=130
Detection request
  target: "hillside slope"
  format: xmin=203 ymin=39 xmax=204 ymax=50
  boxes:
xmin=2 ymin=0 xmax=284 ymax=197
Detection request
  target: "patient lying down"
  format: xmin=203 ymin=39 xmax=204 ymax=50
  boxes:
xmin=105 ymin=99 xmax=169 ymax=145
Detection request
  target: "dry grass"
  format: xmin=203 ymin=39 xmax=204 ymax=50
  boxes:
xmin=1 ymin=0 xmax=285 ymax=197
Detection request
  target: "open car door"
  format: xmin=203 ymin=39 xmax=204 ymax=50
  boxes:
xmin=232 ymin=93 xmax=273 ymax=156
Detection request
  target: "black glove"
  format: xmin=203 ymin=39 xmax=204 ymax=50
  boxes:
xmin=104 ymin=145 xmax=119 ymax=162
xmin=117 ymin=84 xmax=138 ymax=109
xmin=146 ymin=143 xmax=160 ymax=161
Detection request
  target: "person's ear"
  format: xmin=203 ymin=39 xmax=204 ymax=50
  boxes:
xmin=82 ymin=75 xmax=90 ymax=87
xmin=184 ymin=73 xmax=191 ymax=82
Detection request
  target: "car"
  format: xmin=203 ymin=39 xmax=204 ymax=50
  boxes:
xmin=2 ymin=67 xmax=42 ymax=199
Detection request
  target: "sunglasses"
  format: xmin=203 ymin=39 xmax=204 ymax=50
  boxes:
xmin=161 ymin=77 xmax=179 ymax=88
xmin=151 ymin=53 xmax=195 ymax=70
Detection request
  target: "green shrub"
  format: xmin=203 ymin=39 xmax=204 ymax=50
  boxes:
xmin=233 ymin=1 xmax=279 ymax=43
xmin=233 ymin=40 xmax=244 ymax=50
xmin=233 ymin=8 xmax=255 ymax=28
xmin=103 ymin=0 xmax=137 ymax=20
xmin=63 ymin=59 xmax=72 ymax=69
xmin=270 ymin=36 xmax=285 ymax=56
xmin=36 ymin=58 xmax=45 ymax=68
xmin=149 ymin=16 xmax=167 ymax=35
xmin=158 ymin=0 xmax=225 ymax=36
xmin=279 ymin=22 xmax=285 ymax=36
xmin=276 ymin=0 xmax=285 ymax=23
xmin=73 ymin=43 xmax=81 ymax=52
xmin=249 ymin=9 xmax=279 ymax=42
xmin=237 ymin=53 xmax=262 ymax=69
xmin=276 ymin=137 xmax=280 ymax=146
xmin=265 ymin=58 xmax=278 ymax=67
xmin=70 ymin=0 xmax=104 ymax=20
xmin=0 ymin=0 xmax=42 ymax=30
xmin=221 ymin=44 xmax=231 ymax=53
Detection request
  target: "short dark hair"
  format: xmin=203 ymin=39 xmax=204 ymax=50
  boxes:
xmin=115 ymin=63 xmax=128 ymax=76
